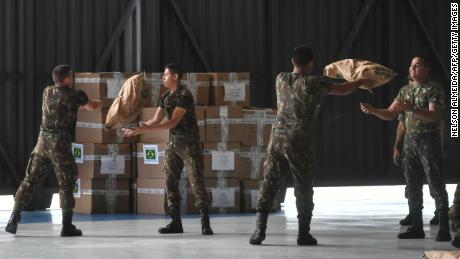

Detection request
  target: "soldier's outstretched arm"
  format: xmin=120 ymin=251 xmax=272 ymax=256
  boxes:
xmin=328 ymin=79 xmax=376 ymax=96
xmin=150 ymin=107 xmax=186 ymax=130
xmin=81 ymin=99 xmax=103 ymax=111
xmin=140 ymin=107 xmax=165 ymax=127
xmin=360 ymin=101 xmax=401 ymax=121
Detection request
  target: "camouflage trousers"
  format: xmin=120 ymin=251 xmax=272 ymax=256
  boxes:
xmin=257 ymin=131 xmax=314 ymax=218
xmin=403 ymin=133 xmax=448 ymax=213
xmin=15 ymin=135 xmax=78 ymax=209
xmin=163 ymin=140 xmax=209 ymax=211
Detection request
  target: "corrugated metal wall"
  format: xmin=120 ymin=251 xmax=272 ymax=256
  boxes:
xmin=0 ymin=0 xmax=456 ymax=193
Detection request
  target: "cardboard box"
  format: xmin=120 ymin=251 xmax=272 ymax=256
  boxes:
xmin=241 ymin=109 xmax=276 ymax=146
xmin=206 ymin=178 xmax=241 ymax=214
xmin=203 ymin=142 xmax=240 ymax=178
xmin=240 ymin=179 xmax=281 ymax=213
xmin=76 ymin=108 xmax=138 ymax=143
xmin=136 ymin=143 xmax=168 ymax=179
xmin=72 ymin=143 xmax=132 ymax=178
xmin=136 ymin=178 xmax=199 ymax=215
xmin=205 ymin=106 xmax=242 ymax=142
xmin=139 ymin=108 xmax=170 ymax=143
xmin=181 ymin=73 xmax=210 ymax=106
xmin=73 ymin=178 xmax=130 ymax=214
xmin=209 ymin=73 xmax=250 ymax=107
xmin=239 ymin=145 xmax=266 ymax=180
xmin=74 ymin=72 xmax=137 ymax=104
xmin=195 ymin=106 xmax=206 ymax=142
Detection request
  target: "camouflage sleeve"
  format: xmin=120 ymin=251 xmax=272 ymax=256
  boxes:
xmin=394 ymin=87 xmax=404 ymax=102
xmin=308 ymin=76 xmax=332 ymax=96
xmin=428 ymin=84 xmax=445 ymax=108
xmin=176 ymin=90 xmax=193 ymax=110
xmin=75 ymin=90 xmax=89 ymax=106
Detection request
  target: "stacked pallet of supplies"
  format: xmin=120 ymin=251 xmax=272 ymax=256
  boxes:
xmin=72 ymin=72 xmax=140 ymax=214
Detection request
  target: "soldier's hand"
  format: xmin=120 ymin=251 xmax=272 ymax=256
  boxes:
xmin=121 ymin=128 xmax=139 ymax=138
xmin=360 ymin=103 xmax=375 ymax=114
xmin=139 ymin=121 xmax=149 ymax=127
xmin=393 ymin=147 xmax=402 ymax=166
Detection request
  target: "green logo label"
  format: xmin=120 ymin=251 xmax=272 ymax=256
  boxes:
xmin=73 ymin=148 xmax=82 ymax=159
xmin=145 ymin=149 xmax=156 ymax=160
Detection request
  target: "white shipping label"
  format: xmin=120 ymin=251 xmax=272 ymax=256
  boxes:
xmin=143 ymin=144 xmax=160 ymax=164
xmin=211 ymin=151 xmax=235 ymax=171
xmin=72 ymin=143 xmax=84 ymax=164
xmin=106 ymin=78 xmax=125 ymax=98
xmin=223 ymin=82 xmax=245 ymax=102
xmin=212 ymin=188 xmax=235 ymax=208
xmin=100 ymin=155 xmax=125 ymax=174
xmin=73 ymin=179 xmax=81 ymax=198
xmin=251 ymin=190 xmax=258 ymax=209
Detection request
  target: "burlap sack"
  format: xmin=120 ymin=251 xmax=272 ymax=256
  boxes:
xmin=324 ymin=59 xmax=396 ymax=89
xmin=105 ymin=73 xmax=149 ymax=129
xmin=423 ymin=251 xmax=460 ymax=259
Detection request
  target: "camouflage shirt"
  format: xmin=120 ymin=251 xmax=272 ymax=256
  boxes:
xmin=40 ymin=85 xmax=89 ymax=138
xmin=272 ymin=72 xmax=332 ymax=133
xmin=159 ymin=85 xmax=200 ymax=140
xmin=394 ymin=80 xmax=445 ymax=136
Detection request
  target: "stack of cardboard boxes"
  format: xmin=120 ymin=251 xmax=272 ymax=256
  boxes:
xmin=72 ymin=71 xmax=280 ymax=215
xmin=72 ymin=72 xmax=139 ymax=214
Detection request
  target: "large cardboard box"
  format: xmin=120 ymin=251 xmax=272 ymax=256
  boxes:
xmin=195 ymin=106 xmax=206 ymax=142
xmin=241 ymin=109 xmax=276 ymax=146
xmin=209 ymin=73 xmax=250 ymax=107
xmin=206 ymin=178 xmax=241 ymax=214
xmin=136 ymin=178 xmax=199 ymax=215
xmin=74 ymin=72 xmax=137 ymax=105
xmin=139 ymin=108 xmax=170 ymax=143
xmin=73 ymin=178 xmax=130 ymax=214
xmin=136 ymin=143 xmax=168 ymax=179
xmin=240 ymin=179 xmax=281 ymax=213
xmin=203 ymin=142 xmax=240 ymax=179
xmin=181 ymin=73 xmax=210 ymax=106
xmin=239 ymin=145 xmax=266 ymax=180
xmin=205 ymin=106 xmax=242 ymax=142
xmin=76 ymin=108 xmax=138 ymax=143
xmin=72 ymin=143 xmax=132 ymax=178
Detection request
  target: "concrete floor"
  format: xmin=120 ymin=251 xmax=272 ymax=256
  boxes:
xmin=1 ymin=185 xmax=458 ymax=259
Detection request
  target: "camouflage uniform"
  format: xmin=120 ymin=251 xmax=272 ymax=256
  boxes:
xmin=256 ymin=73 xmax=331 ymax=218
xmin=15 ymin=85 xmax=89 ymax=209
xmin=159 ymin=85 xmax=209 ymax=211
xmin=394 ymin=80 xmax=448 ymax=217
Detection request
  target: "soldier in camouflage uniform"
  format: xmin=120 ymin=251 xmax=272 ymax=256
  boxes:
xmin=451 ymin=184 xmax=460 ymax=248
xmin=396 ymin=113 xmax=440 ymax=226
xmin=122 ymin=63 xmax=213 ymax=235
xmin=5 ymin=65 xmax=102 ymax=236
xmin=361 ymin=56 xmax=451 ymax=241
xmin=249 ymin=45 xmax=376 ymax=246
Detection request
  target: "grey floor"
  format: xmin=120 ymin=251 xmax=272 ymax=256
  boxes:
xmin=1 ymin=185 xmax=458 ymax=259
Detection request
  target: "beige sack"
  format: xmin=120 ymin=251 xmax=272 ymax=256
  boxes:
xmin=423 ymin=251 xmax=460 ymax=259
xmin=324 ymin=59 xmax=396 ymax=89
xmin=105 ymin=73 xmax=149 ymax=129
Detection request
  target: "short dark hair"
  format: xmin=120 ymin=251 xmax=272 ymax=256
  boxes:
xmin=414 ymin=55 xmax=432 ymax=69
xmin=292 ymin=45 xmax=314 ymax=67
xmin=52 ymin=65 xmax=72 ymax=84
xmin=164 ymin=63 xmax=182 ymax=80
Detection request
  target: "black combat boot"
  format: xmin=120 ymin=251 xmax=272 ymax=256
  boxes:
xmin=436 ymin=209 xmax=451 ymax=242
xmin=158 ymin=208 xmax=183 ymax=234
xmin=297 ymin=216 xmax=317 ymax=246
xmin=61 ymin=208 xmax=82 ymax=237
xmin=5 ymin=201 xmax=23 ymax=234
xmin=249 ymin=212 xmax=268 ymax=245
xmin=200 ymin=208 xmax=213 ymax=235
xmin=399 ymin=213 xmax=412 ymax=226
xmin=397 ymin=210 xmax=425 ymax=239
